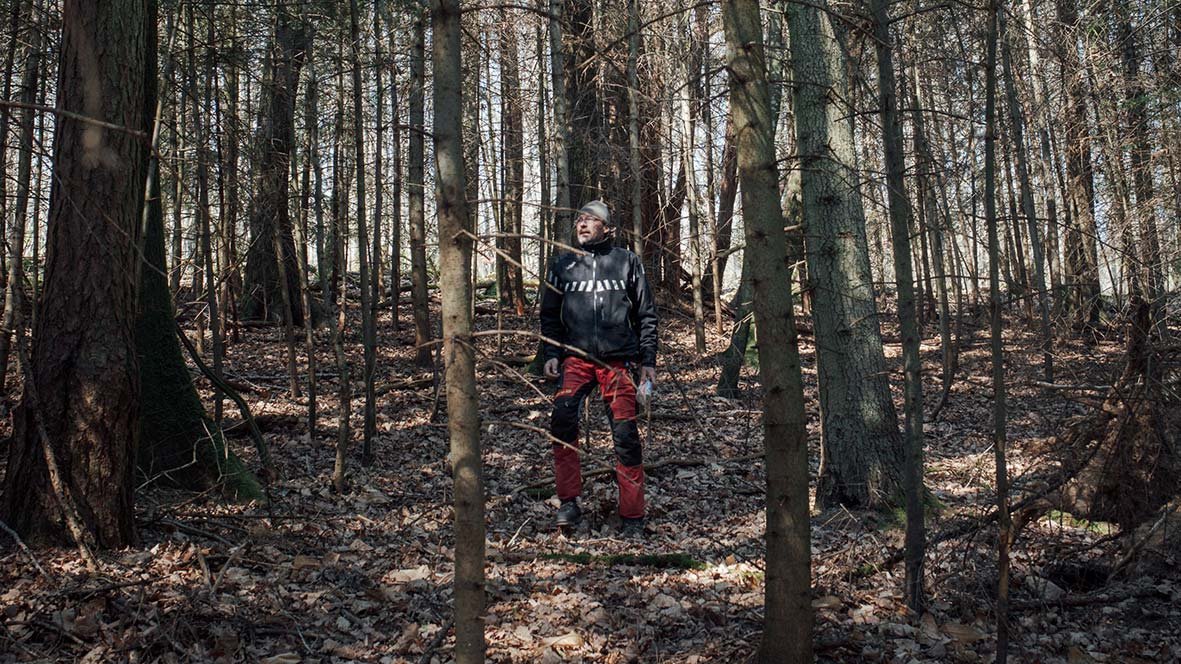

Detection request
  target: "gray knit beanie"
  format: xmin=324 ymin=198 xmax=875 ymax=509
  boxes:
xmin=578 ymin=200 xmax=612 ymax=227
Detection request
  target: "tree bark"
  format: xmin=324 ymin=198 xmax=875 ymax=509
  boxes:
xmin=348 ymin=0 xmax=374 ymax=464
xmin=2 ymin=0 xmax=151 ymax=548
xmin=984 ymin=3 xmax=1012 ymax=657
xmin=722 ymin=2 xmax=813 ymax=660
xmin=409 ymin=9 xmax=432 ymax=367
xmin=433 ymin=2 xmax=486 ymax=661
xmin=1118 ymin=2 xmax=1165 ymax=333
xmin=241 ymin=8 xmax=309 ymax=325
xmin=787 ymin=0 xmax=905 ymax=509
xmin=1054 ymin=0 xmax=1101 ymax=326
xmin=871 ymin=0 xmax=925 ymax=612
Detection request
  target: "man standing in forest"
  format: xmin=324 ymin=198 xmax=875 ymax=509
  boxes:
xmin=541 ymin=200 xmax=658 ymax=536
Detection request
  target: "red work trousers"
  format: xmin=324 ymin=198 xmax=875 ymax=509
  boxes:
xmin=550 ymin=356 xmax=644 ymax=519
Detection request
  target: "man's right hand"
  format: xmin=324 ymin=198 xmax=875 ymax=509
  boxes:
xmin=544 ymin=358 xmax=560 ymax=379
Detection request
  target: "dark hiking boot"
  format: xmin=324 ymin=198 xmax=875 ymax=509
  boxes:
xmin=556 ymin=499 xmax=582 ymax=528
xmin=620 ymin=517 xmax=645 ymax=538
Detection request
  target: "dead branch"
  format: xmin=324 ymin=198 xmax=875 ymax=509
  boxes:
xmin=0 ymin=518 xmax=52 ymax=583
xmin=176 ymin=320 xmax=274 ymax=480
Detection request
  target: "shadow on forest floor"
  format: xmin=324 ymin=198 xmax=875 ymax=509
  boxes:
xmin=2 ymin=297 xmax=1179 ymax=662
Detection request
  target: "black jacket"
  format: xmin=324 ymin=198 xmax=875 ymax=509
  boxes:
xmin=540 ymin=239 xmax=658 ymax=367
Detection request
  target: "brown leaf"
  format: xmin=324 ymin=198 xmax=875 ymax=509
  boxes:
xmin=811 ymin=595 xmax=842 ymax=610
xmin=291 ymin=555 xmax=319 ymax=570
xmin=942 ymin=623 xmax=986 ymax=644
xmin=539 ymin=631 xmax=584 ymax=649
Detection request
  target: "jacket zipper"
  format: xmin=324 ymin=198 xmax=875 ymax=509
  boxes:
xmin=592 ymin=254 xmax=599 ymax=356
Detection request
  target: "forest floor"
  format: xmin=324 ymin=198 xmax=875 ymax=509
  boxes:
xmin=2 ymin=290 xmax=1180 ymax=663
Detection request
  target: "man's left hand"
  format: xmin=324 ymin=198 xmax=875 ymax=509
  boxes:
xmin=640 ymin=365 xmax=656 ymax=387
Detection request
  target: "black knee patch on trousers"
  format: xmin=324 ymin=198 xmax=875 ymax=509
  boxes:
xmin=551 ymin=396 xmax=583 ymax=443
xmin=608 ymin=413 xmax=642 ymax=467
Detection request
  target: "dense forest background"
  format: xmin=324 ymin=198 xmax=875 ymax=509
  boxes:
xmin=1 ymin=0 xmax=1179 ymax=661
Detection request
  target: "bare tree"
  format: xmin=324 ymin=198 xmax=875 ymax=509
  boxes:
xmin=433 ymin=0 xmax=485 ymax=659
xmin=723 ymin=0 xmax=812 ymax=659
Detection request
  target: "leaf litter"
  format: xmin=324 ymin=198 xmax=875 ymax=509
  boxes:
xmin=0 ymin=301 xmax=1179 ymax=662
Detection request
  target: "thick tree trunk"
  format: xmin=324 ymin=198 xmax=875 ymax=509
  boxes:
xmin=787 ymin=0 xmax=905 ymax=509
xmin=432 ymin=2 xmax=485 ymax=661
xmin=564 ymin=0 xmax=602 ymax=204
xmin=722 ymin=2 xmax=813 ymax=660
xmin=2 ymin=0 xmax=151 ymax=548
xmin=138 ymin=161 xmax=260 ymax=498
xmin=241 ymin=8 xmax=309 ymax=325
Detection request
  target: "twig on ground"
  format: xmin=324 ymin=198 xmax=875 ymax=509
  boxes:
xmin=418 ymin=619 xmax=454 ymax=664
xmin=0 ymin=518 xmax=53 ymax=583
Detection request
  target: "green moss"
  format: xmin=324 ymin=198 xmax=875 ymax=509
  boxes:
xmin=136 ymin=162 xmax=261 ymax=502
xmin=541 ymin=552 xmax=707 ymax=570
xmin=522 ymin=486 xmax=555 ymax=499
xmin=1044 ymin=510 xmax=1115 ymax=536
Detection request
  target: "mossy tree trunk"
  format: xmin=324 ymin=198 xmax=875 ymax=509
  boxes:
xmin=137 ymin=160 xmax=261 ymax=500
xmin=787 ymin=0 xmax=905 ymax=509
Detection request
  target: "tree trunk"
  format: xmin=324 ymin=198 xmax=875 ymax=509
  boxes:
xmin=680 ymin=23 xmax=706 ymax=354
xmin=548 ymin=0 xmax=572 ymax=226
xmin=382 ymin=1 xmax=402 ymax=328
xmin=1118 ymin=3 xmax=1165 ymax=333
xmin=999 ymin=11 xmax=1053 ymax=379
xmin=787 ymin=0 xmax=905 ymax=509
xmin=871 ymin=0 xmax=925 ymax=612
xmin=627 ymin=0 xmax=643 ymax=258
xmin=0 ymin=0 xmax=43 ymax=392
xmin=241 ymin=7 xmax=309 ymax=325
xmin=297 ymin=35 xmax=319 ymax=434
xmin=432 ymin=2 xmax=486 ymax=661
xmin=138 ymin=158 xmax=260 ymax=498
xmin=497 ymin=12 xmax=526 ymax=314
xmin=348 ymin=0 xmax=374 ymax=464
xmin=911 ymin=71 xmax=958 ymax=405
xmin=2 ymin=0 xmax=151 ymax=548
xmin=218 ymin=3 xmax=242 ymax=344
xmin=722 ymin=2 xmax=813 ymax=660
xmin=409 ymin=9 xmax=432 ymax=367
xmin=564 ymin=0 xmax=602 ymax=204
xmin=984 ymin=3 xmax=1012 ymax=657
xmin=1054 ymin=0 xmax=1101 ymax=326
xmin=461 ymin=4 xmax=479 ymax=319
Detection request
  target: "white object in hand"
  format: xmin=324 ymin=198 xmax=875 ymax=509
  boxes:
xmin=636 ymin=379 xmax=654 ymax=407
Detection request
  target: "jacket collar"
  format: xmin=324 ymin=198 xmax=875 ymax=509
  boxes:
xmin=579 ymin=237 xmax=614 ymax=255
